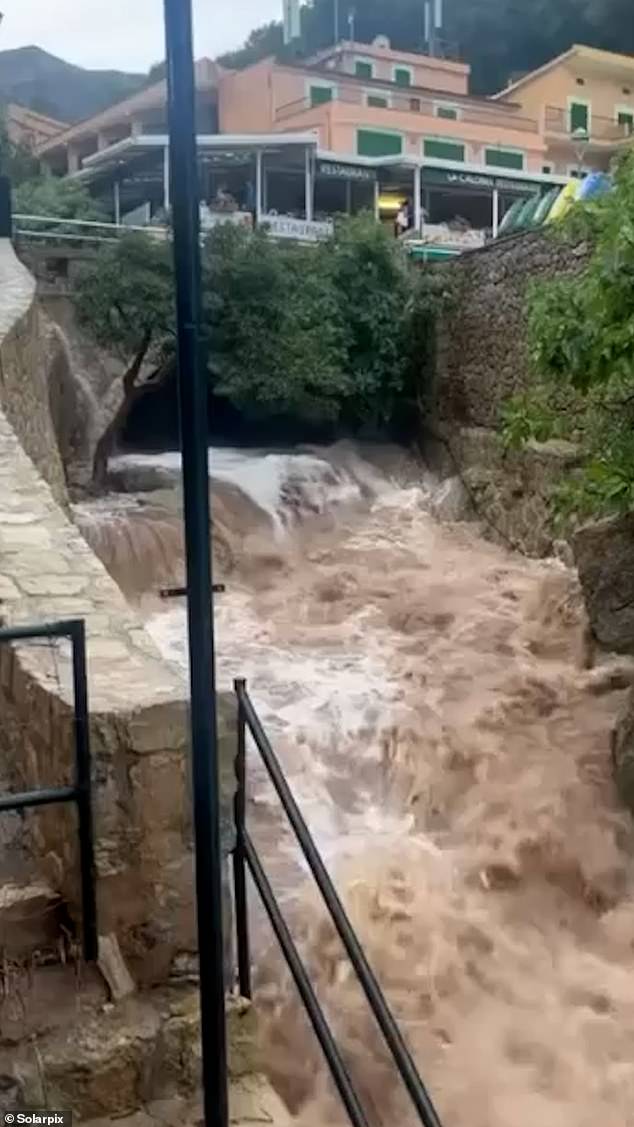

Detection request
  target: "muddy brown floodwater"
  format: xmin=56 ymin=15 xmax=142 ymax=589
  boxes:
xmin=77 ymin=444 xmax=634 ymax=1127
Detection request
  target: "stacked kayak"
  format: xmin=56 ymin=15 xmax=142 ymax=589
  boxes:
xmin=496 ymin=172 xmax=612 ymax=237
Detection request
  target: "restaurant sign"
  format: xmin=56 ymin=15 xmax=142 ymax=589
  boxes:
xmin=264 ymin=215 xmax=334 ymax=242
xmin=317 ymin=161 xmax=377 ymax=182
xmin=422 ymin=168 xmax=546 ymax=195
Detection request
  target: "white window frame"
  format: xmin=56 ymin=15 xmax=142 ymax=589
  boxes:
xmin=615 ymin=103 xmax=634 ymax=132
xmin=484 ymin=144 xmax=526 ymax=171
xmin=422 ymin=135 xmax=467 ymax=164
xmin=392 ymin=64 xmax=414 ymax=86
xmin=433 ymin=101 xmax=462 ymax=121
xmin=354 ymin=56 xmax=375 ymax=78
xmin=567 ymin=95 xmax=591 ymax=135
xmin=306 ymin=79 xmax=338 ymax=104
xmin=365 ymin=88 xmax=392 ymax=109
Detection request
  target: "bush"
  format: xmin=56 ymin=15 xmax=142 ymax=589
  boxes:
xmin=501 ymin=150 xmax=634 ymax=527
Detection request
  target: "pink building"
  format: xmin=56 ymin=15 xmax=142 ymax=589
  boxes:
xmin=220 ymin=38 xmax=547 ymax=175
xmin=36 ymin=37 xmax=571 ymax=248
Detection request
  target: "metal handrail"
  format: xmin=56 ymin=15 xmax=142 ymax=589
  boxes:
xmin=233 ymin=678 xmax=443 ymax=1127
xmin=13 ymin=213 xmax=160 ymax=233
xmin=544 ymin=105 xmax=634 ymax=142
xmin=0 ymin=619 xmax=98 ymax=962
xmin=12 ymin=214 xmax=169 ymax=247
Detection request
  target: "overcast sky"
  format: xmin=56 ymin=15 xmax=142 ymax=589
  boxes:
xmin=0 ymin=0 xmax=283 ymax=72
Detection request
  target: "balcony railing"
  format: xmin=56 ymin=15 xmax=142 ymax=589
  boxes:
xmin=276 ymin=87 xmax=539 ymax=133
xmin=545 ymin=105 xmax=634 ymax=143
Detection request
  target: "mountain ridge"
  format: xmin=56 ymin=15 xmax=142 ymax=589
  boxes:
xmin=0 ymin=45 xmax=146 ymax=125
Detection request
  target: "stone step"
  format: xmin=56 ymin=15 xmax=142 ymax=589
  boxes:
xmin=0 ymin=879 xmax=64 ymax=959
xmin=81 ymin=1076 xmax=296 ymax=1127
xmin=229 ymin=1074 xmax=294 ymax=1125
xmin=1 ymin=983 xmax=273 ymax=1122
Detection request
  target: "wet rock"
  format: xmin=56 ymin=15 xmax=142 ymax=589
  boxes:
xmin=0 ymin=881 xmax=62 ymax=958
xmin=108 ymin=463 xmax=181 ymax=493
xmin=574 ymin=513 xmax=634 ymax=653
xmin=0 ymin=1073 xmax=22 ymax=1110
xmin=430 ymin=476 xmax=472 ymax=523
xmin=613 ymin=691 xmax=634 ymax=815
xmin=40 ymin=997 xmax=162 ymax=1118
xmin=552 ymin=539 xmax=575 ymax=569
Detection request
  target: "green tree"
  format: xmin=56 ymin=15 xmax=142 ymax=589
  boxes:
xmin=74 ymin=216 xmax=421 ymax=489
xmin=219 ymin=0 xmax=625 ymax=94
xmin=218 ymin=23 xmax=285 ymax=70
xmin=502 ymin=151 xmax=634 ymax=524
xmin=203 ymin=223 xmax=349 ymax=422
xmin=0 ymin=111 xmax=40 ymax=185
xmin=14 ymin=173 xmax=107 ymax=220
xmin=325 ymin=213 xmax=411 ymax=427
xmin=74 ymin=232 xmax=176 ymax=485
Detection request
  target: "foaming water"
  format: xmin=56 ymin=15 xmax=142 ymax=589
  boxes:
xmin=111 ymin=443 xmax=379 ymax=531
xmin=80 ymin=444 xmax=634 ymax=1126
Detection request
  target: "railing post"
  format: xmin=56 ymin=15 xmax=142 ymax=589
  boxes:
xmin=70 ymin=619 xmax=98 ymax=964
xmin=233 ymin=679 xmax=252 ymax=999
xmin=0 ymin=176 xmax=12 ymax=240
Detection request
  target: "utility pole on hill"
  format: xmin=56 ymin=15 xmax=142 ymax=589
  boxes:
xmin=162 ymin=2 xmax=229 ymax=1126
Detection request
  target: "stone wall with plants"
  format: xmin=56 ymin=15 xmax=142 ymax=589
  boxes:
xmin=424 ymin=229 xmax=592 ymax=556
xmin=0 ymin=239 xmax=236 ymax=982
xmin=431 ymin=229 xmax=591 ymax=432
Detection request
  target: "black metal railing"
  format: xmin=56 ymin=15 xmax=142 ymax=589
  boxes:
xmin=0 ymin=619 xmax=98 ymax=962
xmin=233 ymin=679 xmax=443 ymax=1127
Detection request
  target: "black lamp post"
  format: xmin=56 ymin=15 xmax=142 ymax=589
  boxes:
xmin=162 ymin=2 xmax=229 ymax=1125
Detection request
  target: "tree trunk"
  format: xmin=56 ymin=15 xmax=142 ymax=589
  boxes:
xmin=91 ymin=335 xmax=173 ymax=490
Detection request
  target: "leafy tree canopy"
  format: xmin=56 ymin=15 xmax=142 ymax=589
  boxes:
xmin=219 ymin=0 xmax=634 ymax=95
xmin=14 ymin=173 xmax=108 ymax=221
xmin=0 ymin=111 xmax=40 ymax=186
xmin=74 ymin=215 xmax=423 ymax=483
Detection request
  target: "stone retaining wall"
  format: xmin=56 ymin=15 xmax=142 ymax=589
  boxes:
xmin=0 ymin=243 xmax=68 ymax=506
xmin=432 ymin=230 xmax=590 ymax=430
xmin=424 ymin=230 xmax=591 ymax=556
xmin=426 ymin=424 xmax=581 ymax=556
xmin=0 ymin=239 xmax=236 ymax=982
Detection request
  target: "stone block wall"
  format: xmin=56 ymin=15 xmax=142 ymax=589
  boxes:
xmin=426 ymin=425 xmax=581 ymax=556
xmin=0 ymin=239 xmax=236 ymax=981
xmin=431 ymin=229 xmax=591 ymax=430
xmin=424 ymin=230 xmax=592 ymax=556
xmin=0 ymin=243 xmax=68 ymax=507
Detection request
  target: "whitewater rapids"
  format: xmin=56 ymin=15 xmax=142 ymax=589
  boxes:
xmin=75 ymin=444 xmax=634 ymax=1127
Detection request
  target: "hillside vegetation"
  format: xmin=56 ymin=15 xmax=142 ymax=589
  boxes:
xmin=0 ymin=45 xmax=144 ymax=124
xmin=220 ymin=0 xmax=634 ymax=95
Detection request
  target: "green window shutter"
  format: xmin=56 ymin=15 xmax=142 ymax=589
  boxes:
xmin=394 ymin=68 xmax=412 ymax=87
xmin=569 ymin=101 xmax=589 ymax=132
xmin=423 ymin=138 xmax=465 ymax=162
xmin=618 ymin=110 xmax=634 ymax=133
xmin=355 ymin=61 xmax=373 ymax=78
xmin=357 ymin=129 xmax=403 ymax=157
xmin=436 ymin=106 xmax=458 ymax=120
xmin=485 ymin=147 xmax=524 ymax=170
xmin=367 ymin=95 xmax=389 ymax=108
xmin=310 ymin=85 xmax=333 ymax=107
